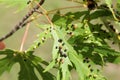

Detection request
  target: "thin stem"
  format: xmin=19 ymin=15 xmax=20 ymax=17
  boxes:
xmin=39 ymin=6 xmax=53 ymax=26
xmin=110 ymin=8 xmax=119 ymax=21
xmin=20 ymin=23 xmax=30 ymax=51
xmin=34 ymin=1 xmax=53 ymax=26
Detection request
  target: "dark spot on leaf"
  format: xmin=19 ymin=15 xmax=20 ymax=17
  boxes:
xmin=86 ymin=60 xmax=90 ymax=63
xmin=107 ymin=35 xmax=111 ymax=38
xmin=24 ymin=59 xmax=27 ymax=62
xmin=86 ymin=0 xmax=97 ymax=10
xmin=66 ymin=27 xmax=69 ymax=31
xmin=93 ymin=75 xmax=96 ymax=79
xmin=64 ymin=49 xmax=67 ymax=52
xmin=59 ymin=46 xmax=62 ymax=50
xmin=103 ymin=30 xmax=106 ymax=33
xmin=88 ymin=64 xmax=91 ymax=68
xmin=90 ymin=68 xmax=93 ymax=72
xmin=58 ymin=39 xmax=63 ymax=43
xmin=27 ymin=0 xmax=31 ymax=4
xmin=98 ymin=33 xmax=100 ymax=36
xmin=99 ymin=24 xmax=103 ymax=27
xmin=62 ymin=43 xmax=65 ymax=46
xmin=62 ymin=53 xmax=67 ymax=58
xmin=112 ymin=42 xmax=115 ymax=44
xmin=69 ymin=32 xmax=73 ymax=35
xmin=55 ymin=46 xmax=58 ymax=49
xmin=83 ymin=59 xmax=86 ymax=63
xmin=118 ymin=33 xmax=120 ymax=35
xmin=60 ymin=58 xmax=63 ymax=62
xmin=97 ymin=69 xmax=100 ymax=72
xmin=46 ymin=28 xmax=49 ymax=30
xmin=88 ymin=74 xmax=92 ymax=78
xmin=92 ymin=28 xmax=95 ymax=31
xmin=60 ymin=26 xmax=62 ymax=29
xmin=59 ymin=50 xmax=63 ymax=56
xmin=37 ymin=42 xmax=41 ymax=46
xmin=85 ymin=57 xmax=89 ymax=60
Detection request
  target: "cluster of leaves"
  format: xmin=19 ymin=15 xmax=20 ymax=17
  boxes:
xmin=0 ymin=0 xmax=120 ymax=80
xmin=0 ymin=49 xmax=55 ymax=80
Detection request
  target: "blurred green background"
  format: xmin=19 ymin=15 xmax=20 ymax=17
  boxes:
xmin=0 ymin=0 xmax=120 ymax=80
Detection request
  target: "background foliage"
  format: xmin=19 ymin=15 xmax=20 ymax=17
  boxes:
xmin=0 ymin=0 xmax=120 ymax=80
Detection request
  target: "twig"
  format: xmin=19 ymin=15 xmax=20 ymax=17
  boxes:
xmin=38 ymin=3 xmax=53 ymax=26
xmin=0 ymin=0 xmax=45 ymax=42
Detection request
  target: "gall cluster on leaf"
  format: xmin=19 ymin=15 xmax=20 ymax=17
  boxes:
xmin=83 ymin=57 xmax=100 ymax=79
xmin=57 ymin=39 xmax=67 ymax=58
xmin=55 ymin=38 xmax=68 ymax=63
